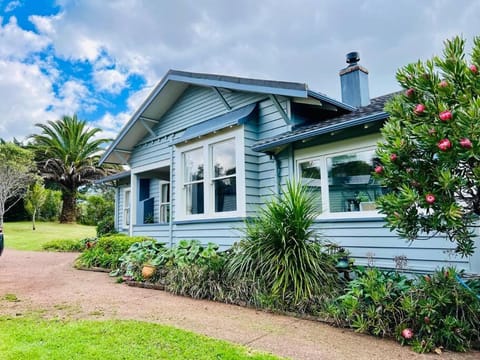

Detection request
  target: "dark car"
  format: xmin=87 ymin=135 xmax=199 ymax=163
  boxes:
xmin=0 ymin=227 xmax=3 ymax=256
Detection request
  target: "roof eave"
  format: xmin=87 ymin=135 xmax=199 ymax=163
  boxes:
xmin=252 ymin=111 xmax=388 ymax=153
xmin=307 ymin=90 xmax=357 ymax=111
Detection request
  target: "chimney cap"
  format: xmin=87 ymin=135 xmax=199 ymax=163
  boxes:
xmin=346 ymin=51 xmax=360 ymax=64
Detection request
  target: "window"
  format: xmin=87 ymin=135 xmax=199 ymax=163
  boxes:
xmin=212 ymin=139 xmax=236 ymax=212
xmin=296 ymin=135 xmax=384 ymax=217
xmin=183 ymin=148 xmax=204 ymax=215
xmin=159 ymin=182 xmax=170 ymax=223
xmin=176 ymin=128 xmax=245 ymax=220
xmin=123 ymin=188 xmax=131 ymax=228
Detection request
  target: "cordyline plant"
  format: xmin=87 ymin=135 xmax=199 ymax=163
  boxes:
xmin=375 ymin=36 xmax=480 ymax=256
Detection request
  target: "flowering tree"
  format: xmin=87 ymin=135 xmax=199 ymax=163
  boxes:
xmin=375 ymin=36 xmax=480 ymax=256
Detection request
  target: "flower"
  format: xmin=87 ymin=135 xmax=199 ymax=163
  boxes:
xmin=460 ymin=138 xmax=472 ymax=149
xmin=414 ymin=104 xmax=426 ymax=115
xmin=437 ymin=138 xmax=451 ymax=151
xmin=470 ymin=64 xmax=478 ymax=74
xmin=401 ymin=328 xmax=414 ymax=339
xmin=374 ymin=165 xmax=384 ymax=174
xmin=439 ymin=110 xmax=452 ymax=121
xmin=439 ymin=80 xmax=448 ymax=88
xmin=425 ymin=194 xmax=436 ymax=205
xmin=405 ymin=88 xmax=414 ymax=97
xmin=390 ymin=153 xmax=398 ymax=162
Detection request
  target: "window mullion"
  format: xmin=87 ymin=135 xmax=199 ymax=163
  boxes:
xmin=320 ymin=156 xmax=330 ymax=214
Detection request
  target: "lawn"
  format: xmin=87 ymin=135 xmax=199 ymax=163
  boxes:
xmin=3 ymin=221 xmax=96 ymax=251
xmin=0 ymin=317 xmax=280 ymax=360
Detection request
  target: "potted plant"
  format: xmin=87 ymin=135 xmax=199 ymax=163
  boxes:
xmin=141 ymin=252 xmax=167 ymax=280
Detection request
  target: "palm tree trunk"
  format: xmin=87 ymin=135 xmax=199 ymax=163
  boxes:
xmin=60 ymin=191 xmax=76 ymax=223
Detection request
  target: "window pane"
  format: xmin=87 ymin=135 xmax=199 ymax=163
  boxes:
xmin=212 ymin=139 xmax=236 ymax=178
xmin=214 ymin=177 xmax=236 ymax=212
xmin=327 ymin=149 xmax=381 ymax=212
xmin=299 ymin=160 xmax=322 ymax=209
xmin=186 ymin=183 xmax=204 ymax=214
xmin=184 ymin=148 xmax=204 ymax=182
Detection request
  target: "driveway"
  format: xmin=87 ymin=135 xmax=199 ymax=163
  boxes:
xmin=0 ymin=249 xmax=478 ymax=360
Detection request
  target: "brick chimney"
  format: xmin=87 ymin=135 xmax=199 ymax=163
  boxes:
xmin=339 ymin=51 xmax=370 ymax=108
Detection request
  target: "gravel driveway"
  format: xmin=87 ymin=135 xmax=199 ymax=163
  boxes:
xmin=0 ymin=249 xmax=478 ymax=360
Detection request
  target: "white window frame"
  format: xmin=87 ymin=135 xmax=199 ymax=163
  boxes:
xmin=295 ymin=134 xmax=385 ymax=220
xmin=175 ymin=127 xmax=246 ymax=221
xmin=159 ymin=180 xmax=170 ymax=224
xmin=122 ymin=187 xmax=131 ymax=229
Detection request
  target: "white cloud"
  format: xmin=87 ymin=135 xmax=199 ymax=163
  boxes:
xmin=0 ymin=60 xmax=55 ymax=140
xmin=93 ymin=68 xmax=128 ymax=94
xmin=5 ymin=0 xmax=22 ymax=13
xmin=0 ymin=16 xmax=50 ymax=60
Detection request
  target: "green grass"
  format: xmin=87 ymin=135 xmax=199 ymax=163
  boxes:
xmin=3 ymin=221 xmax=95 ymax=251
xmin=0 ymin=317 xmax=281 ymax=360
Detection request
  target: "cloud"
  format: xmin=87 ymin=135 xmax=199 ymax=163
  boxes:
xmin=93 ymin=68 xmax=128 ymax=94
xmin=0 ymin=16 xmax=50 ymax=60
xmin=0 ymin=60 xmax=55 ymax=140
xmin=4 ymin=0 xmax=22 ymax=12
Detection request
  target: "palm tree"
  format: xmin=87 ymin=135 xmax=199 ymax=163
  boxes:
xmin=30 ymin=115 xmax=113 ymax=223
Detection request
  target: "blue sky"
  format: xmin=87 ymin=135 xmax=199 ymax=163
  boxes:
xmin=0 ymin=0 xmax=479 ymax=141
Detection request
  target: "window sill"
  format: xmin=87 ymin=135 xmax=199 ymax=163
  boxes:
xmin=174 ymin=216 xmax=245 ymax=225
xmin=316 ymin=212 xmax=385 ymax=223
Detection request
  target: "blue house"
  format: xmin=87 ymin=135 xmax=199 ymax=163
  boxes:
xmin=100 ymin=53 xmax=480 ymax=275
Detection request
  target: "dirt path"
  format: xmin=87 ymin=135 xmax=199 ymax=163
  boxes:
xmin=0 ymin=249 xmax=478 ymax=360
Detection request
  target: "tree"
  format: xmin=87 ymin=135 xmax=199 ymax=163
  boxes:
xmin=375 ymin=36 xmax=480 ymax=256
xmin=0 ymin=143 xmax=35 ymax=226
xmin=25 ymin=181 xmax=47 ymax=230
xmin=30 ymin=115 xmax=112 ymax=223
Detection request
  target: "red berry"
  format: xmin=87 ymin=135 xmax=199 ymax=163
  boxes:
xmin=437 ymin=138 xmax=451 ymax=151
xmin=470 ymin=64 xmax=478 ymax=74
xmin=425 ymin=194 xmax=436 ymax=204
xmin=374 ymin=165 xmax=384 ymax=174
xmin=439 ymin=110 xmax=452 ymax=121
xmin=424 ymin=316 xmax=430 ymax=324
xmin=401 ymin=328 xmax=414 ymax=340
xmin=460 ymin=138 xmax=472 ymax=149
xmin=405 ymin=88 xmax=414 ymax=97
xmin=414 ymin=104 xmax=426 ymax=115
xmin=439 ymin=80 xmax=448 ymax=88
xmin=390 ymin=153 xmax=398 ymax=162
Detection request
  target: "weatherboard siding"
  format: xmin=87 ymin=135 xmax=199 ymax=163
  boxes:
xmin=150 ymin=85 xmax=265 ymax=139
xmin=313 ymin=219 xmax=472 ymax=273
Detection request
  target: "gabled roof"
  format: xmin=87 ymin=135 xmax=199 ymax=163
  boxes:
xmin=100 ymin=69 xmax=354 ymax=165
xmin=252 ymin=92 xmax=398 ymax=152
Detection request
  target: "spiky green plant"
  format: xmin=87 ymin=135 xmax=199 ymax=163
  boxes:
xmin=227 ymin=180 xmax=339 ymax=306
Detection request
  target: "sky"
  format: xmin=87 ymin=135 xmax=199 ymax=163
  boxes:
xmin=0 ymin=0 xmax=479 ymax=142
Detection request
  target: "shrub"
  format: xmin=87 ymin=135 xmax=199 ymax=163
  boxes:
xmin=327 ymin=267 xmax=480 ymax=353
xmin=398 ymin=267 xmax=480 ymax=353
xmin=226 ymin=180 xmax=340 ymax=308
xmin=42 ymin=238 xmax=85 ymax=252
xmin=325 ymin=267 xmax=412 ymax=337
xmin=165 ymin=264 xmax=226 ymax=301
xmin=76 ymin=234 xmax=153 ymax=270
xmin=96 ymin=215 xmax=116 ymax=237
xmin=39 ymin=189 xmax=62 ymax=221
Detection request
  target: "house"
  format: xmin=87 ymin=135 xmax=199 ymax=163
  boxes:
xmin=99 ymin=52 xmax=480 ymax=275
